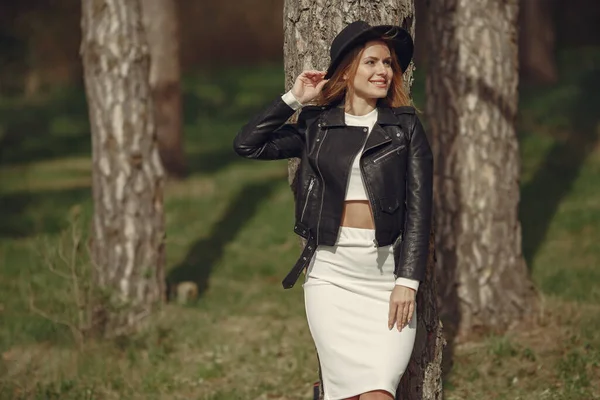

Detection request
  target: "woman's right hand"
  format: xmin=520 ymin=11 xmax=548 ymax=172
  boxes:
xmin=291 ymin=70 xmax=329 ymax=104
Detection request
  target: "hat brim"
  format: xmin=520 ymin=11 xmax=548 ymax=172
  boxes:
xmin=324 ymin=25 xmax=414 ymax=79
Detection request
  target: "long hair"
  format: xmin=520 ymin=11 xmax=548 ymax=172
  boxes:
xmin=316 ymin=38 xmax=411 ymax=109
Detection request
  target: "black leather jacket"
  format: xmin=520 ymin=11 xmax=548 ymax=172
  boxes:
xmin=233 ymin=97 xmax=433 ymax=289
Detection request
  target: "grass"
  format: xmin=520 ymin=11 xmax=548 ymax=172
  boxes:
xmin=0 ymin=47 xmax=599 ymax=399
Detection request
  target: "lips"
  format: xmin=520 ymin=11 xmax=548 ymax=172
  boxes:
xmin=370 ymin=80 xmax=388 ymax=88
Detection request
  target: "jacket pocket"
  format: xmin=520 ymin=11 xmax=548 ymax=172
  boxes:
xmin=379 ymin=197 xmax=400 ymax=214
xmin=372 ymin=145 xmax=406 ymax=163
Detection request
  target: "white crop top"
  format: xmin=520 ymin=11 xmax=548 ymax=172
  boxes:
xmin=281 ymin=91 xmax=419 ymax=291
xmin=281 ymin=90 xmax=376 ymax=200
xmin=344 ymin=108 xmax=378 ymax=201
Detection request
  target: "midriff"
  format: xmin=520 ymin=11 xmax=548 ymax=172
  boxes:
xmin=340 ymin=200 xmax=375 ymax=229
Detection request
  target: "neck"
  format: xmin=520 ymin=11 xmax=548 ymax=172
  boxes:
xmin=344 ymin=95 xmax=377 ymax=116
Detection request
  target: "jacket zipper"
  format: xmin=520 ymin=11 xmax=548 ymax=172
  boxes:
xmin=357 ymin=133 xmax=381 ymax=248
xmin=300 ymin=177 xmax=315 ymax=222
xmin=315 ymin=128 xmax=329 ymax=243
xmin=360 ymin=159 xmax=380 ymax=248
xmin=372 ymin=145 xmax=406 ymax=163
xmin=359 ymin=125 xmax=393 ymax=247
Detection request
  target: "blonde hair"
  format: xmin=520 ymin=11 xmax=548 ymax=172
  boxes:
xmin=316 ymin=39 xmax=411 ymax=109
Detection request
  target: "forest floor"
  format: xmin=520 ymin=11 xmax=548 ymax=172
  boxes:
xmin=0 ymin=47 xmax=599 ymax=399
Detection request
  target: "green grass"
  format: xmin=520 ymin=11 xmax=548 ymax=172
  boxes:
xmin=1 ymin=48 xmax=599 ymax=399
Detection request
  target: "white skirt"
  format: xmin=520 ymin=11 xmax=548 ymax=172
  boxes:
xmin=303 ymin=226 xmax=417 ymax=400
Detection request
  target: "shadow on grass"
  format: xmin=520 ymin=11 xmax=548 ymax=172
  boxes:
xmin=520 ymin=61 xmax=600 ymax=266
xmin=0 ymin=65 xmax=284 ymax=173
xmin=166 ymin=178 xmax=284 ymax=300
xmin=0 ymin=88 xmax=91 ymax=167
xmin=0 ymin=187 xmax=90 ymax=238
xmin=186 ymin=147 xmax=245 ymax=175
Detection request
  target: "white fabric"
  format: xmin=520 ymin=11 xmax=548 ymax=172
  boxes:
xmin=281 ymin=91 xmax=419 ymax=291
xmin=303 ymin=226 xmax=417 ymax=400
xmin=395 ymin=276 xmax=419 ymax=290
xmin=281 ymin=90 xmax=303 ymax=110
xmin=343 ymin=109 xmax=377 ymax=201
xmin=342 ymin=110 xmax=420 ymax=291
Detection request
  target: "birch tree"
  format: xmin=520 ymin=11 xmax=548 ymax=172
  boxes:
xmin=427 ymin=0 xmax=538 ymax=341
xmin=81 ymin=0 xmax=166 ymax=337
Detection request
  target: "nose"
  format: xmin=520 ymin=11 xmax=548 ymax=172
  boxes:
xmin=376 ymin=62 xmax=388 ymax=76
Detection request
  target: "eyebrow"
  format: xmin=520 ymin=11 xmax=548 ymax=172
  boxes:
xmin=363 ymin=56 xmax=392 ymax=61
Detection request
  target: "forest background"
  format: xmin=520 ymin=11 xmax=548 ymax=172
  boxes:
xmin=0 ymin=0 xmax=599 ymax=399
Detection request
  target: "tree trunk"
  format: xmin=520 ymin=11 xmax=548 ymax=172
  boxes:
xmin=81 ymin=0 xmax=166 ymax=337
xmin=519 ymin=0 xmax=558 ymax=84
xmin=141 ymin=0 xmax=187 ymax=178
xmin=427 ymin=0 xmax=538 ymax=345
xmin=283 ymin=1 xmax=444 ymax=399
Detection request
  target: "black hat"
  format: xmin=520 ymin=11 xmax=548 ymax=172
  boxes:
xmin=324 ymin=20 xmax=414 ymax=79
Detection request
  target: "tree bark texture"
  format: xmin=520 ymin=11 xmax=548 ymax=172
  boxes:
xmin=81 ymin=0 xmax=166 ymax=337
xmin=427 ymin=0 xmax=538 ymax=344
xmin=141 ymin=0 xmax=187 ymax=178
xmin=519 ymin=0 xmax=558 ymax=84
xmin=283 ymin=1 xmax=444 ymax=399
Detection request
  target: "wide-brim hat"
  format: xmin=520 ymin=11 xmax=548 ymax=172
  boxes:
xmin=324 ymin=20 xmax=414 ymax=79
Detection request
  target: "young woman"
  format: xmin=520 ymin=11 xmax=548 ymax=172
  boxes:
xmin=234 ymin=20 xmax=433 ymax=400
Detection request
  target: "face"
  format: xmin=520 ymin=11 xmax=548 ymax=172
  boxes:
xmin=347 ymin=40 xmax=393 ymax=101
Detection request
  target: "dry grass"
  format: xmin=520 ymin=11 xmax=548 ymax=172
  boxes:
xmin=1 ymin=293 xmax=598 ymax=400
xmin=447 ymin=298 xmax=600 ymax=400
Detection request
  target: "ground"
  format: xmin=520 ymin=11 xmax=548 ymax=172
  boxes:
xmin=0 ymin=47 xmax=599 ymax=399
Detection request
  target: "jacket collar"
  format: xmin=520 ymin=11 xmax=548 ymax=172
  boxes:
xmin=320 ymin=104 xmax=401 ymax=128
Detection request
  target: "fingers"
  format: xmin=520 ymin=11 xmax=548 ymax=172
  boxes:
xmin=394 ymin=301 xmax=413 ymax=332
xmin=407 ymin=301 xmax=415 ymax=325
xmin=301 ymin=70 xmax=327 ymax=78
xmin=298 ymin=70 xmax=327 ymax=84
xmin=389 ymin=285 xmax=416 ymax=331
xmin=388 ymin=302 xmax=397 ymax=331
xmin=390 ymin=301 xmax=415 ymax=331
xmin=315 ymin=79 xmax=329 ymax=91
xmin=396 ymin=303 xmax=406 ymax=331
xmin=389 ymin=299 xmax=415 ymax=331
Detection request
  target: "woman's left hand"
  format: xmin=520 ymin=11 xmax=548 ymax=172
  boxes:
xmin=388 ymin=285 xmax=416 ymax=332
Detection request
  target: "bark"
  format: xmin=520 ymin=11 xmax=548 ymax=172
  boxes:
xmin=141 ymin=0 xmax=187 ymax=178
xmin=81 ymin=0 xmax=166 ymax=337
xmin=519 ymin=0 xmax=558 ymax=84
xmin=427 ymin=0 xmax=538 ymax=345
xmin=283 ymin=1 xmax=444 ymax=398
xmin=413 ymin=0 xmax=430 ymax=68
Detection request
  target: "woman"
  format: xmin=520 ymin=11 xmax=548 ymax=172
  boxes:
xmin=234 ymin=20 xmax=433 ymax=400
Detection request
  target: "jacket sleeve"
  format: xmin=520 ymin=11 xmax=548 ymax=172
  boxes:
xmin=396 ymin=115 xmax=433 ymax=282
xmin=233 ymin=96 xmax=306 ymax=160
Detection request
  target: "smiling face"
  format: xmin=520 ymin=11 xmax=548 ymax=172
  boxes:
xmin=317 ymin=38 xmax=410 ymax=109
xmin=347 ymin=40 xmax=393 ymax=102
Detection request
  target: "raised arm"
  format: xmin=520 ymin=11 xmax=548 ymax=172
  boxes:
xmin=233 ymin=96 xmax=304 ymax=160
xmin=233 ymin=70 xmax=329 ymax=160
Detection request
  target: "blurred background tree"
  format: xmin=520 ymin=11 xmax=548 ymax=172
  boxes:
xmin=427 ymin=0 xmax=538 ymax=353
xmin=81 ymin=0 xmax=166 ymax=337
xmin=519 ymin=0 xmax=558 ymax=84
xmin=1 ymin=0 xmax=598 ymax=95
xmin=141 ymin=0 xmax=187 ymax=179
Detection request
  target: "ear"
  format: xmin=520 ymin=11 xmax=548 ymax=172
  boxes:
xmin=343 ymin=73 xmax=348 ymax=80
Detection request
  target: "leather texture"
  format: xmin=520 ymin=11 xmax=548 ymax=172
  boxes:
xmin=233 ymin=97 xmax=433 ymax=288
